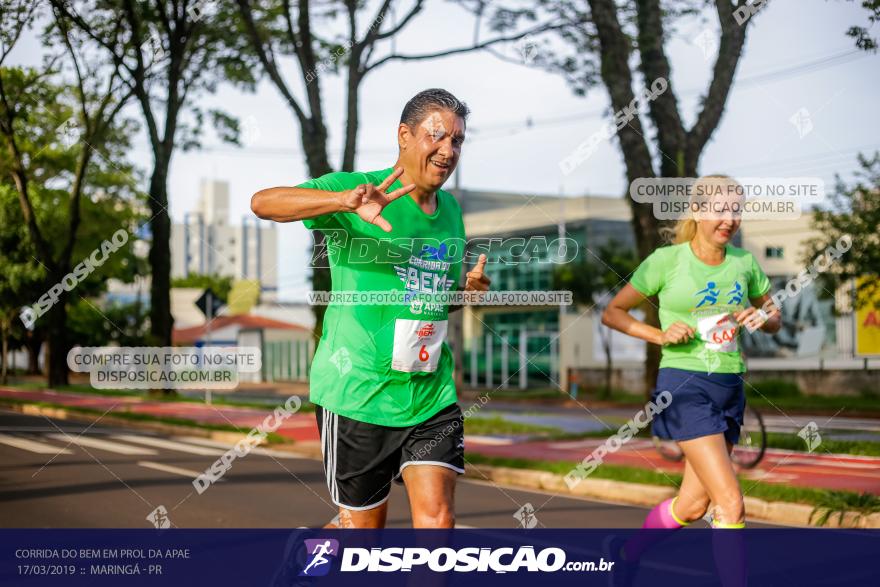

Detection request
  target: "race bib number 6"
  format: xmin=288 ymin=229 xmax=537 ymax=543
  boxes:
xmin=697 ymin=313 xmax=738 ymax=352
xmin=391 ymin=319 xmax=448 ymax=373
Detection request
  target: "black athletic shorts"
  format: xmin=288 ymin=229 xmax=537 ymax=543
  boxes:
xmin=315 ymin=402 xmax=465 ymax=510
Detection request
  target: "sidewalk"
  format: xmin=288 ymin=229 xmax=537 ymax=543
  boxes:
xmin=2 ymin=386 xmax=878 ymax=495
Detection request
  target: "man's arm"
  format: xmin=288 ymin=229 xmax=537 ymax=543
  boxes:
xmin=251 ymin=186 xmax=350 ymax=223
xmin=251 ymin=168 xmax=415 ymax=232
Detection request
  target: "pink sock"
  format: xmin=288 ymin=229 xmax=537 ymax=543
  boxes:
xmin=622 ymin=498 xmax=687 ymax=561
xmin=643 ymin=497 xmax=687 ymax=529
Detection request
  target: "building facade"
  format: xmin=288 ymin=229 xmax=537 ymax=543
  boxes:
xmin=452 ymin=189 xmax=871 ymax=392
xmin=170 ymin=179 xmax=278 ymax=301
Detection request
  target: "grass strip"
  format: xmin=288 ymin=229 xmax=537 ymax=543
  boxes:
xmin=764 ymin=432 xmax=880 ymax=457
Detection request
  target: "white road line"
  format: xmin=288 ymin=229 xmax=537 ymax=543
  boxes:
xmin=765 ymin=456 xmax=880 ymax=469
xmin=112 ymin=434 xmax=224 ymax=456
xmin=0 ymin=433 xmax=73 ymax=455
xmin=137 ymin=461 xmax=208 ymax=478
xmin=46 ymin=433 xmax=157 ymax=455
xmin=465 ymin=435 xmax=515 ymax=446
xmin=174 ymin=436 xmax=305 ymax=460
xmin=0 ymin=426 xmax=114 ymax=433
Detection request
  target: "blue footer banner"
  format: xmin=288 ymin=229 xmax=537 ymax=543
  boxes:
xmin=1 ymin=529 xmax=877 ymax=586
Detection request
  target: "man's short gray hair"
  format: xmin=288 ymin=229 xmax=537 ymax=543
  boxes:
xmin=400 ymin=88 xmax=470 ymax=128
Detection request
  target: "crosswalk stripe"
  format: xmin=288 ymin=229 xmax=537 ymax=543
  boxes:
xmin=0 ymin=433 xmax=73 ymax=455
xmin=112 ymin=435 xmax=224 ymax=456
xmin=175 ymin=436 xmax=304 ymax=460
xmin=46 ymin=433 xmax=157 ymax=455
xmin=137 ymin=461 xmax=207 ymax=478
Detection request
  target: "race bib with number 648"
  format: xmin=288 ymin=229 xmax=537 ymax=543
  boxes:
xmin=697 ymin=313 xmax=738 ymax=352
xmin=391 ymin=319 xmax=448 ymax=373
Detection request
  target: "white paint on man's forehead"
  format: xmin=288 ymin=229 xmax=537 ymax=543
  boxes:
xmin=420 ymin=111 xmax=465 ymax=142
xmin=420 ymin=112 xmax=448 ymax=141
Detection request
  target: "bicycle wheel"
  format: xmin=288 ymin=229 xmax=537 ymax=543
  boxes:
xmin=653 ymin=435 xmax=685 ymax=462
xmin=731 ymin=404 xmax=766 ymax=469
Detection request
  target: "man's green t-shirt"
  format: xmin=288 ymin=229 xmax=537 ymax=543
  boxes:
xmin=298 ymin=167 xmax=465 ymax=426
xmin=629 ymin=242 xmax=771 ymax=373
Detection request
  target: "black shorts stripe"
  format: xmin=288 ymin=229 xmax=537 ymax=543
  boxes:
xmin=314 ymin=403 xmax=464 ymax=510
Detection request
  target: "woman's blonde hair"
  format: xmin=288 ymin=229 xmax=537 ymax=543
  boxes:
xmin=666 ymin=174 xmax=739 ymax=244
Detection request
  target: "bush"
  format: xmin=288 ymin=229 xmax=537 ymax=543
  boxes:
xmin=746 ymin=378 xmax=801 ymax=398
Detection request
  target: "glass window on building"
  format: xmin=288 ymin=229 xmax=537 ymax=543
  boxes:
xmin=765 ymin=246 xmax=784 ymax=259
xmin=467 ymin=310 xmax=560 ymax=386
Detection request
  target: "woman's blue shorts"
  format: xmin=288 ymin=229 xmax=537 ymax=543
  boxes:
xmin=650 ymin=367 xmax=746 ymax=444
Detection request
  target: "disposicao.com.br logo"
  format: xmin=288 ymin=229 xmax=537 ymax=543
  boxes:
xmin=300 ymin=538 xmax=339 ymax=577
xmin=300 ymin=541 xmax=614 ymax=574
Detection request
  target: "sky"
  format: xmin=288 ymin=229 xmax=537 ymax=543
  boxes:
xmin=11 ymin=0 xmax=880 ymax=301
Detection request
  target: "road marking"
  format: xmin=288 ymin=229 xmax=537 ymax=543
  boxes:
xmin=464 ymin=435 xmax=514 ymax=446
xmin=138 ymin=461 xmax=209 ymax=479
xmin=112 ymin=434 xmax=224 ymax=456
xmin=46 ymin=433 xmax=157 ymax=455
xmin=0 ymin=433 xmax=73 ymax=455
xmin=174 ymin=436 xmax=305 ymax=460
xmin=0 ymin=426 xmax=113 ymax=433
xmin=741 ymin=470 xmax=798 ymax=482
xmin=766 ymin=456 xmax=880 ymax=470
xmin=549 ymin=439 xmax=655 ymax=451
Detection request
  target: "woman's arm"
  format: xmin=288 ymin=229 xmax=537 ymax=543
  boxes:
xmin=602 ymin=284 xmax=695 ymax=346
xmin=735 ymin=293 xmax=782 ymax=334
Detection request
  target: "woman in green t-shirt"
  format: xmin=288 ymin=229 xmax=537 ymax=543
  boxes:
xmin=601 ymin=176 xmax=781 ymax=575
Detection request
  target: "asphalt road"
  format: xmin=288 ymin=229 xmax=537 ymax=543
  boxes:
xmin=0 ymin=410 xmax=779 ymax=529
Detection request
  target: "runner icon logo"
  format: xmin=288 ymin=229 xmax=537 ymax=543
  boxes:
xmin=798 ymin=421 xmax=822 ymax=453
xmin=146 ymin=505 xmax=171 ymax=529
xmin=301 ymin=539 xmax=340 ymax=577
xmin=330 ymin=347 xmax=353 ymax=376
xmin=514 ymin=503 xmax=539 ymax=529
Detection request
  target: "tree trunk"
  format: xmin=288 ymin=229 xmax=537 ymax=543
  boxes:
xmin=342 ymin=71 xmax=361 ymax=172
xmin=602 ymin=341 xmax=614 ymax=399
xmin=45 ymin=295 xmax=69 ymax=387
xmin=148 ymin=158 xmax=173 ymax=348
xmin=310 ymin=234 xmax=331 ymax=343
xmin=1 ymin=322 xmax=8 ymax=385
xmin=26 ymin=330 xmax=42 ymax=374
xmin=300 ymin=121 xmax=334 ymax=343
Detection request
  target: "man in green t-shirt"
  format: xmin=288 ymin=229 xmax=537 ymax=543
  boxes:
xmin=251 ymin=89 xmax=490 ymax=529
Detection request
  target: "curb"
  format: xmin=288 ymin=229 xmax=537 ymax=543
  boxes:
xmin=4 ymin=400 xmax=878 ymax=529
xmin=462 ymin=464 xmax=880 ymax=529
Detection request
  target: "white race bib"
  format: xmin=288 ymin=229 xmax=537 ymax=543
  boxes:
xmin=391 ymin=319 xmax=447 ymax=373
xmin=697 ymin=313 xmax=738 ymax=352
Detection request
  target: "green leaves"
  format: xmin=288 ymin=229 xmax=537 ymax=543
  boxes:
xmin=803 ymin=152 xmax=880 ymax=309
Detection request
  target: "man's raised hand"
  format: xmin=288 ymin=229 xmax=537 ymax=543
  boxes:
xmin=339 ymin=167 xmax=415 ymax=232
xmin=464 ymin=254 xmax=491 ymax=304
